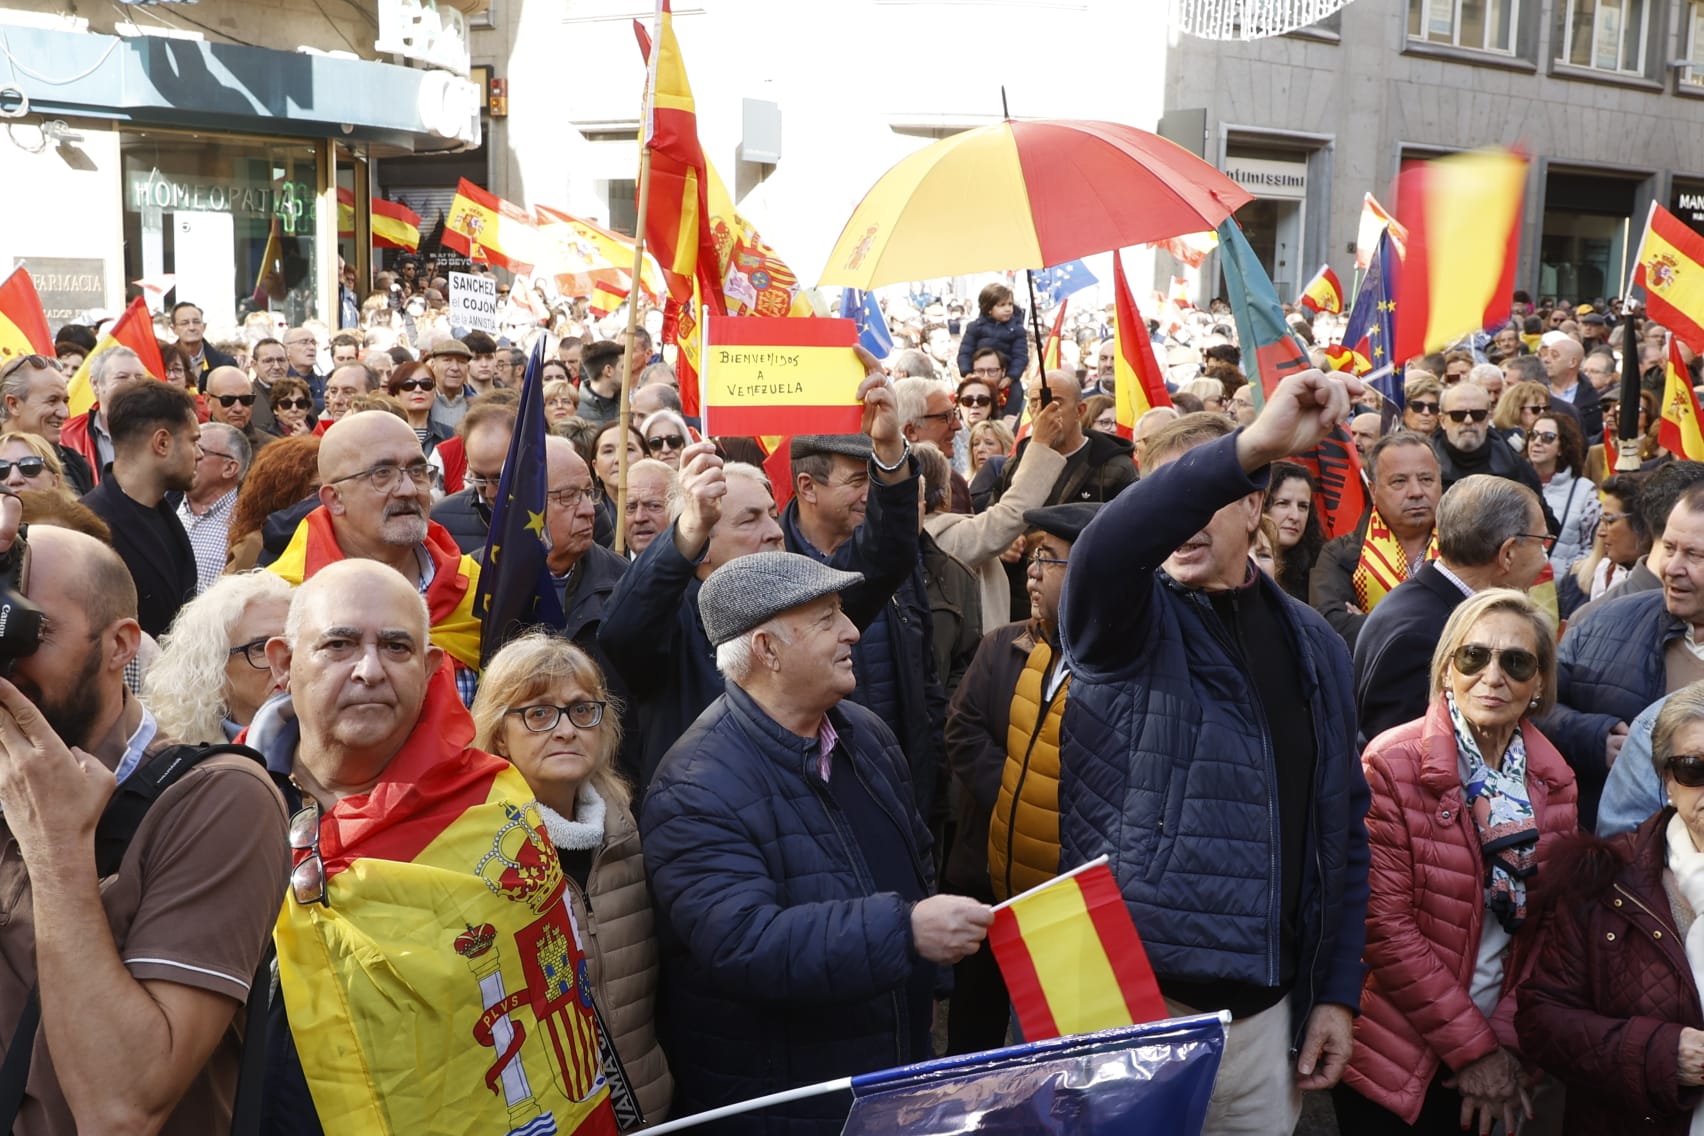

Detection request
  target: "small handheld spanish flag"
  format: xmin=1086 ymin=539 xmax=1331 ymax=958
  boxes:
xmin=1661 ymin=339 xmax=1704 ymax=462
xmin=988 ymin=856 xmax=1167 ymax=1040
xmin=1297 ymin=264 xmax=1344 ymax=315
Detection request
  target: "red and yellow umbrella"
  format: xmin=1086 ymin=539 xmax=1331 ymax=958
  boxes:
xmin=819 ymin=118 xmax=1252 ymax=289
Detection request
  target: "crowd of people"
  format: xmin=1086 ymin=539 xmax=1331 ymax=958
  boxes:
xmin=1 ymin=263 xmax=1702 ymax=1136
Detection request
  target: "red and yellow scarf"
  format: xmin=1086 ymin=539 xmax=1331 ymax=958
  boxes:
xmin=1351 ymin=508 xmax=1438 ymax=612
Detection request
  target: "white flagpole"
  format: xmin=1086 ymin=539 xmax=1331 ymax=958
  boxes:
xmin=990 ymin=853 xmax=1109 ymax=913
xmin=637 ymin=1076 xmax=854 ymax=1135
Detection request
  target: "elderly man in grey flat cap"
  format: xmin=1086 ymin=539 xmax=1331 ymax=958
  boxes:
xmin=641 ymin=551 xmax=992 ymax=1136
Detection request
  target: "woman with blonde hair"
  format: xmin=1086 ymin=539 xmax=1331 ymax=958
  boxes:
xmin=1492 ymin=380 xmax=1550 ymax=442
xmin=470 ymin=633 xmax=671 ymax=1129
xmin=142 ymin=571 xmax=294 ymax=744
xmin=0 ymin=431 xmax=68 ymax=498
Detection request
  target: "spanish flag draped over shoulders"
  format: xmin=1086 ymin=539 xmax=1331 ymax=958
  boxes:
xmin=275 ymin=678 xmax=618 ymax=1135
xmin=268 ymin=507 xmax=484 ymax=672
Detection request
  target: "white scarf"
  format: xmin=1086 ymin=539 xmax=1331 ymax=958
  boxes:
xmin=1665 ymin=811 xmax=1704 ymax=1136
xmin=536 ymin=782 xmax=607 ymax=851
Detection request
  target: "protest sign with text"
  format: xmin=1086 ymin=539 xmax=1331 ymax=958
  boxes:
xmin=448 ymin=271 xmax=499 ymax=334
xmin=701 ymin=316 xmax=864 ymax=436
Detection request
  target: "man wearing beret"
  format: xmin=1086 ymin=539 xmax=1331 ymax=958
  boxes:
xmin=940 ymin=502 xmax=1097 ymax=1053
xmin=642 ymin=551 xmax=993 ymax=1135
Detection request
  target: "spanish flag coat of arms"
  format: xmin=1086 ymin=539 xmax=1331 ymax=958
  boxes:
xmin=274 ymin=681 xmax=617 ymax=1136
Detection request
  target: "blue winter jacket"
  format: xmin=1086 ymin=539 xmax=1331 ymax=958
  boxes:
xmin=1534 ymin=588 xmax=1682 ymax=830
xmin=1058 ymin=431 xmax=1371 ymax=1029
xmin=641 ymin=682 xmax=935 ymax=1136
xmin=956 ymin=309 xmax=1029 ymax=380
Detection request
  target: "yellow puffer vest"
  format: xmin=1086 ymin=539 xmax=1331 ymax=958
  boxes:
xmin=986 ymin=638 xmax=1070 ymax=902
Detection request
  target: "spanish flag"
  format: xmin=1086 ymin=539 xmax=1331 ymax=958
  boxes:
xmin=1297 ymin=264 xmax=1344 ymax=315
xmin=1391 ymin=148 xmax=1526 ymax=364
xmin=989 ymin=858 xmax=1167 ymax=1040
xmin=1041 ymin=298 xmax=1068 ymax=370
xmin=337 ymin=189 xmax=424 ymax=252
xmin=1660 ymin=339 xmax=1704 ymax=461
xmin=66 ymin=297 xmax=168 ymax=417
xmin=269 ymin=507 xmax=484 ymax=672
xmin=533 ymin=205 xmax=665 ymax=306
xmin=0 ymin=268 xmax=52 ymax=363
xmin=274 ymin=675 xmax=619 ymax=1136
xmin=444 ymin=178 xmax=539 ymax=272
xmin=1633 ymin=203 xmax=1704 ymax=354
xmin=1111 ymin=252 xmax=1171 ymax=440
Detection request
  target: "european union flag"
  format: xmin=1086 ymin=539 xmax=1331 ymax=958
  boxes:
xmin=473 ymin=337 xmax=564 ymax=666
xmin=1038 ymin=259 xmax=1098 ymax=306
xmin=1341 ymin=228 xmax=1402 ymax=412
xmin=839 ymin=288 xmax=894 ymax=358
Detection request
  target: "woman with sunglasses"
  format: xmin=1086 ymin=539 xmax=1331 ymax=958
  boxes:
xmin=385 ymin=360 xmax=454 ymax=455
xmin=639 ymin=410 xmax=691 ymax=471
xmin=1403 ymin=373 xmax=1443 ymax=435
xmin=1525 ymin=412 xmax=1600 ymax=573
xmin=470 ymin=632 xmax=672 ymax=1129
xmin=141 ymin=570 xmax=293 ymax=743
xmin=1517 ymin=683 xmax=1704 ymax=1135
xmin=0 ymin=432 xmax=66 ymax=498
xmin=1492 ymin=381 xmax=1551 ymax=450
xmin=1336 ymin=589 xmax=1574 ymax=1135
xmin=269 ymin=376 xmax=317 ymax=437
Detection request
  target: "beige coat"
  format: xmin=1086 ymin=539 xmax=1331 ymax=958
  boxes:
xmin=924 ymin=442 xmax=1067 ymax=626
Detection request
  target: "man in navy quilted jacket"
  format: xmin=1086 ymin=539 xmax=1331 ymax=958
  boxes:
xmin=1057 ymin=369 xmax=1372 ymax=1135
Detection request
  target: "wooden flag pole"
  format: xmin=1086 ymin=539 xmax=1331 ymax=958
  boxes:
xmin=617 ymin=2 xmax=664 ymax=556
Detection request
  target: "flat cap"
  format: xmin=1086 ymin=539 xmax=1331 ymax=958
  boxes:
xmin=700 ymin=552 xmax=864 ymax=646
xmin=429 ymin=337 xmax=472 ymax=358
xmin=1581 ymin=312 xmax=1608 ymax=326
xmin=789 ymin=434 xmax=873 ymax=461
xmin=1024 ymin=502 xmax=1103 ymax=545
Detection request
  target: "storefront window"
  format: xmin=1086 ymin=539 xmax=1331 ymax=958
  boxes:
xmin=120 ymin=133 xmax=322 ymax=337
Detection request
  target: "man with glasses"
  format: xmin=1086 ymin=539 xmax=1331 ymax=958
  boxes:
xmin=541 ymin=435 xmax=629 ymax=653
xmin=1353 ymin=475 xmax=1550 ymax=741
xmin=175 ymin=422 xmax=249 ymax=592
xmin=429 ymin=401 xmax=516 ymax=554
xmin=80 ymin=382 xmax=201 ymax=637
xmin=994 ymin=371 xmax=1136 ymax=508
xmin=61 ymin=345 xmax=149 ymax=487
xmin=0 ymin=518 xmax=286 ymax=1132
xmin=623 ymin=459 xmax=676 ymax=558
xmin=267 ymin=412 xmax=484 ymax=703
xmin=259 ymin=559 xmax=616 ymax=1133
xmin=1432 ymin=381 xmax=1555 ymax=531
xmin=282 ymin=327 xmax=324 ymax=407
xmin=1582 ymin=347 xmax=1619 ymax=395
xmin=316 ymin=362 xmax=377 ymax=433
xmin=248 ymin=338 xmax=288 ymax=435
xmin=0 ymin=353 xmax=93 ymax=495
xmin=170 ymin=301 xmax=236 ymax=387
xmin=894 ymin=377 xmax=969 ymax=513
xmin=205 ymin=365 xmax=275 ymax=456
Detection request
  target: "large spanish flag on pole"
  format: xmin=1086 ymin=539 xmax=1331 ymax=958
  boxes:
xmin=444 ymin=179 xmax=539 ymax=272
xmin=1111 ymin=252 xmax=1171 ymax=440
xmin=1632 ymin=202 xmax=1704 ymax=353
xmin=66 ymin=297 xmax=167 ymax=417
xmin=0 ymin=268 xmax=53 ymax=363
xmin=1391 ymin=148 xmax=1526 ymax=365
xmin=989 ymin=857 xmax=1167 ymax=1040
xmin=273 ymin=678 xmax=618 ymax=1136
xmin=337 ymin=189 xmax=424 ymax=252
xmin=1661 ymin=339 xmax=1704 ymax=461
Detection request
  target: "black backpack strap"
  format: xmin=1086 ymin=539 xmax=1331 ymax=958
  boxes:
xmin=0 ymin=986 xmax=39 ymax=1131
xmin=229 ymin=950 xmax=271 ymax=1136
xmin=94 ymin=743 xmax=266 ymax=877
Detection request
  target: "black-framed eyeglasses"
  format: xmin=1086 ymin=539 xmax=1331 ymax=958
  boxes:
xmin=546 ymin=485 xmax=591 ymax=509
xmin=213 ymin=393 xmax=256 ymax=408
xmin=274 ymin=397 xmax=314 ymax=411
xmin=1408 ymin=400 xmax=1440 ymax=415
xmin=331 ymin=460 xmax=432 ymax=493
xmin=289 ymin=801 xmax=329 ymax=907
xmin=1529 ymin=430 xmax=1559 ymax=445
xmin=916 ymin=411 xmax=955 ymax=424
xmin=197 ymin=444 xmax=238 ymax=463
xmin=1452 ymin=644 xmax=1540 ymax=682
xmin=1444 ymin=408 xmax=1489 ymax=424
xmin=395 ymin=378 xmax=436 ymax=393
xmin=959 ymin=394 xmax=993 ymax=408
xmin=1666 ymin=755 xmax=1704 ymax=789
xmin=507 ymin=702 xmax=606 ymax=732
xmin=227 ymin=636 xmax=270 ymax=670
xmin=0 ymin=457 xmax=46 ymax=480
xmin=1028 ymin=549 xmax=1069 ymax=567
xmin=1518 ymin=531 xmax=1558 ymax=552
xmin=646 ymin=434 xmax=686 ymax=453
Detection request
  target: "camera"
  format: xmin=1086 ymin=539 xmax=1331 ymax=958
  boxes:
xmin=0 ymin=527 xmax=46 ymax=675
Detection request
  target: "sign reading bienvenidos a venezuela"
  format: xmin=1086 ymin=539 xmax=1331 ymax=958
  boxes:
xmin=701 ymin=316 xmax=865 ymax=436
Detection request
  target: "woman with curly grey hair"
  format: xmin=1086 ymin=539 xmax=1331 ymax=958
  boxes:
xmin=141 ymin=571 xmax=293 ymax=744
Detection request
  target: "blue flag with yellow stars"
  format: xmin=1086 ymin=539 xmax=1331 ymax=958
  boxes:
xmin=1341 ymin=228 xmax=1402 ymax=413
xmin=473 ymin=336 xmax=564 ymax=665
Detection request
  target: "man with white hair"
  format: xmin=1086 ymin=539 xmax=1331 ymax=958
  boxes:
xmin=0 ymin=353 xmax=92 ymax=494
xmin=894 ymin=376 xmax=968 ymax=512
xmin=61 ymin=344 xmax=149 ymax=483
xmin=176 ymin=421 xmax=250 ymax=592
xmin=643 ymin=551 xmax=992 ymax=1135
xmin=1541 ymin=334 xmax=1602 ymax=437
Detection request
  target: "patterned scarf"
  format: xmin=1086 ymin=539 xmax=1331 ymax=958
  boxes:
xmin=1351 ymin=507 xmax=1437 ymax=612
xmin=1448 ymin=691 xmax=1539 ymax=933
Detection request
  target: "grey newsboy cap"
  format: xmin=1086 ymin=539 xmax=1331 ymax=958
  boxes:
xmin=699 ymin=552 xmax=864 ymax=646
xmin=789 ymin=434 xmax=873 ymax=461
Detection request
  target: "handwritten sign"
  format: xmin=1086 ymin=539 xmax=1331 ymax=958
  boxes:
xmin=448 ymin=271 xmax=498 ymax=334
xmin=701 ymin=316 xmax=865 ymax=436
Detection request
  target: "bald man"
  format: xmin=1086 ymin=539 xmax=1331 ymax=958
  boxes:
xmin=1541 ymin=334 xmax=1603 ymax=438
xmin=261 ymin=559 xmax=615 ymax=1131
xmin=205 ymin=365 xmax=276 ymax=453
xmin=267 ymin=411 xmax=484 ymax=698
xmin=0 ymin=523 xmax=286 ymax=1130
xmin=995 ymin=370 xmax=1136 ymax=505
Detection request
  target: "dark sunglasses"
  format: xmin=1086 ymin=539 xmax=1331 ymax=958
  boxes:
xmin=1408 ymin=400 xmax=1439 ymax=415
xmin=213 ymin=393 xmax=256 ymax=408
xmin=1667 ymin=755 xmax=1704 ymax=789
xmin=958 ymin=394 xmax=994 ymax=408
xmin=1452 ymin=644 xmax=1540 ymax=682
xmin=0 ymin=354 xmax=53 ymax=382
xmin=275 ymin=397 xmax=314 ymax=411
xmin=395 ymin=378 xmax=436 ymax=393
xmin=1521 ymin=403 xmax=1549 ymax=415
xmin=1529 ymin=430 xmax=1559 ymax=444
xmin=646 ymin=434 xmax=686 ymax=453
xmin=1445 ymin=408 xmax=1489 ymax=424
xmin=0 ymin=457 xmax=46 ymax=479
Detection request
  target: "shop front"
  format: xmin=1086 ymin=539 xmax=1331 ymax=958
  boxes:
xmin=1538 ymin=167 xmax=1653 ymax=305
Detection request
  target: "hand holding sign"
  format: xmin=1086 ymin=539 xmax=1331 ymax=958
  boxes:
xmin=702 ymin=317 xmax=868 ymax=437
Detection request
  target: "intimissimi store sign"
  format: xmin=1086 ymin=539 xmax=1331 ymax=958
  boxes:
xmin=1674 ymin=180 xmax=1704 ymax=235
